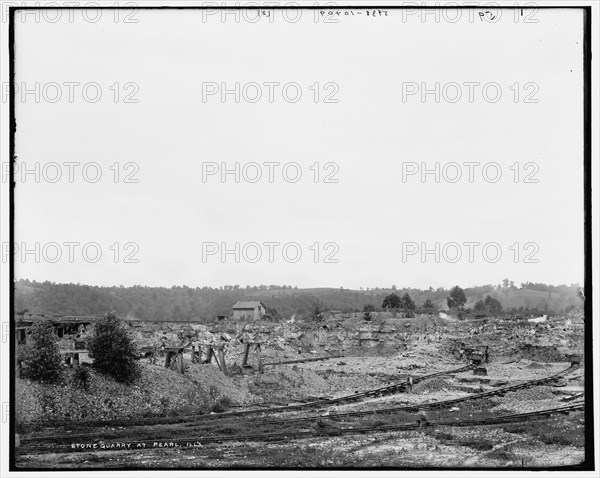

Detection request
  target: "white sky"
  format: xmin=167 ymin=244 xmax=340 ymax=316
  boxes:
xmin=11 ymin=7 xmax=585 ymax=289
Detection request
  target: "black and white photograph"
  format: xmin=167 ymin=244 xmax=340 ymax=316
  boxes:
xmin=0 ymin=1 xmax=597 ymax=474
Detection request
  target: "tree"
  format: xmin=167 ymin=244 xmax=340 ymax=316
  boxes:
xmin=20 ymin=320 xmax=63 ymax=383
xmin=447 ymin=286 xmax=467 ymax=311
xmin=88 ymin=313 xmax=140 ymax=384
xmin=484 ymin=295 xmax=503 ymax=314
xmin=311 ymin=303 xmax=324 ymax=321
xmin=422 ymin=298 xmax=435 ymax=311
xmin=363 ymin=303 xmax=375 ymax=320
xmin=473 ymin=299 xmax=486 ymax=312
xmin=473 ymin=295 xmax=502 ymax=315
xmin=401 ymin=293 xmax=416 ymax=311
xmin=382 ymin=293 xmax=401 ymax=309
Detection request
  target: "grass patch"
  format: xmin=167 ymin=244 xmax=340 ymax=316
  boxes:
xmin=502 ymin=413 xmax=585 ymax=447
xmin=455 ymin=437 xmax=494 ymax=451
xmin=211 ymin=396 xmax=233 ymax=413
xmin=432 ymin=430 xmax=454 ymax=441
xmin=257 ymin=444 xmax=362 ymax=467
xmin=486 ymin=448 xmax=518 ymax=461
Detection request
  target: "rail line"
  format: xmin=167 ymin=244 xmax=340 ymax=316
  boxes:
xmin=20 ymin=364 xmax=579 ymax=445
xmin=24 ymin=363 xmax=476 ymax=431
xmin=18 ymin=403 xmax=584 ymax=454
xmin=263 ymin=355 xmax=343 ymax=367
xmin=255 ymin=363 xmax=579 ymax=425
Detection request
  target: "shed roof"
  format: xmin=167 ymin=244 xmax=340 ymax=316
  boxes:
xmin=232 ymin=301 xmax=265 ymax=310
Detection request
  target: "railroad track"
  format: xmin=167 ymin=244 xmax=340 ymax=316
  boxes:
xmin=19 ymin=403 xmax=584 ymax=454
xmin=255 ymin=363 xmax=580 ymax=425
xmin=20 ymin=364 xmax=579 ymax=445
xmin=263 ymin=355 xmax=343 ymax=367
xmin=23 ymin=363 xmax=476 ymax=431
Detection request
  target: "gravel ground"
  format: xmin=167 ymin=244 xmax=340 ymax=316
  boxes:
xmin=16 ymin=363 xmax=255 ymax=424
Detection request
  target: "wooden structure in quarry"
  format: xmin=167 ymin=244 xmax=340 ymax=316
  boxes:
xmin=15 ymin=313 xmax=96 ymax=345
xmin=164 ymin=347 xmax=186 ymax=374
xmin=150 ymin=342 xmax=237 ymax=376
xmin=15 ymin=312 xmax=273 ymax=378
xmin=161 ymin=341 xmax=266 ymax=376
xmin=15 ymin=314 xmax=96 ymax=373
xmin=241 ymin=342 xmax=264 ymax=373
xmin=203 ymin=343 xmax=229 ymax=375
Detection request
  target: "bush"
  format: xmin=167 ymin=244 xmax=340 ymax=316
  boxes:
xmin=447 ymin=285 xmax=467 ymax=310
xmin=401 ymin=293 xmax=416 ymax=311
xmin=487 ymin=449 xmax=517 ymax=461
xmin=502 ymin=414 xmax=584 ymax=447
xmin=363 ymin=304 xmax=375 ymax=320
xmin=72 ymin=366 xmax=91 ymax=391
xmin=218 ymin=396 xmax=232 ymax=408
xmin=456 ymin=437 xmax=494 ymax=451
xmin=422 ymin=298 xmax=436 ymax=312
xmin=88 ymin=313 xmax=140 ymax=384
xmin=433 ymin=431 xmax=454 ymax=441
xmin=20 ymin=320 xmax=63 ymax=384
xmin=382 ymin=293 xmax=401 ymax=309
xmin=211 ymin=396 xmax=232 ymax=413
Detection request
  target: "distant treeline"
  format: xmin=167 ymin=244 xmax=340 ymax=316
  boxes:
xmin=14 ymin=279 xmax=583 ymax=322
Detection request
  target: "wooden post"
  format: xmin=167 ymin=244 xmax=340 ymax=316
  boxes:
xmin=164 ymin=351 xmax=173 ymax=369
xmin=417 ymin=409 xmax=428 ymax=429
xmin=177 ymin=351 xmax=184 ymax=374
xmin=218 ymin=348 xmax=228 ymax=376
xmin=256 ymin=344 xmax=263 ymax=373
xmin=212 ymin=347 xmax=222 ymax=371
xmin=212 ymin=345 xmax=224 ymax=373
xmin=193 ymin=345 xmax=202 ymax=364
xmin=207 ymin=346 xmax=213 ymax=364
xmin=242 ymin=343 xmax=250 ymax=366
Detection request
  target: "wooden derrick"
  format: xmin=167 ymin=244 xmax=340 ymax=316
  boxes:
xmin=164 ymin=347 xmax=186 ymax=374
xmin=241 ymin=342 xmax=264 ymax=373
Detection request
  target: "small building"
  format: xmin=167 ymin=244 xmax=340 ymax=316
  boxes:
xmin=15 ymin=314 xmax=94 ymax=345
xmin=232 ymin=301 xmax=266 ymax=321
